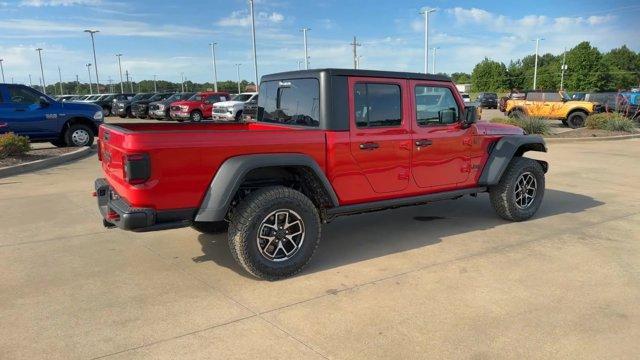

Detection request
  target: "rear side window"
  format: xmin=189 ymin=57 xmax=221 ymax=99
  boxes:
xmin=543 ymin=92 xmax=562 ymax=102
xmin=354 ymin=83 xmax=401 ymax=128
xmin=526 ymin=92 xmax=543 ymax=101
xmin=258 ymin=79 xmax=320 ymax=127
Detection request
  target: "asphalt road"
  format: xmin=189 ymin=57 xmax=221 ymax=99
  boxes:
xmin=1 ymin=138 xmax=639 ymax=359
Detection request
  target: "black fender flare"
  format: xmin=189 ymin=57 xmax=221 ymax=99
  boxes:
xmin=478 ymin=135 xmax=548 ymax=186
xmin=194 ymin=154 xmax=339 ymax=222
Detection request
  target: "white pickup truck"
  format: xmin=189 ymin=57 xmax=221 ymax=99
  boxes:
xmin=211 ymin=92 xmax=258 ymax=121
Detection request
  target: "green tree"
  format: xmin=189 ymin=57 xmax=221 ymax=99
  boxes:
xmin=451 ymin=72 xmax=471 ymax=83
xmin=471 ymin=58 xmax=508 ymax=92
xmin=564 ymin=42 xmax=611 ymax=91
xmin=602 ymin=45 xmax=640 ymax=90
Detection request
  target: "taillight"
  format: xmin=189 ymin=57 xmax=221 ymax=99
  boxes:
xmin=123 ymin=153 xmax=150 ymax=185
xmin=97 ymin=139 xmax=102 ymax=161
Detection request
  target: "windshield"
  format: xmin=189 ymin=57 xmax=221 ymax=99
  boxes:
xmin=560 ymin=91 xmax=571 ymax=101
xmin=189 ymin=94 xmax=203 ymax=101
xmin=181 ymin=92 xmax=195 ymax=100
xmin=86 ymin=95 xmax=100 ymax=101
xmin=131 ymin=93 xmax=152 ymax=101
xmin=232 ymin=94 xmax=253 ymax=102
xmin=149 ymin=93 xmax=170 ymax=101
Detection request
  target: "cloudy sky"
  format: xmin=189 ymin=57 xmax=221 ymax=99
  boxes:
xmin=0 ymin=0 xmax=639 ymax=85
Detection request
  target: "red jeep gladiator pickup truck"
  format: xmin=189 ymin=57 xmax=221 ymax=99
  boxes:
xmin=95 ymin=69 xmax=548 ymax=280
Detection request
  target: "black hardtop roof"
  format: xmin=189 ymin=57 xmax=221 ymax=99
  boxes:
xmin=261 ymin=68 xmax=451 ymax=82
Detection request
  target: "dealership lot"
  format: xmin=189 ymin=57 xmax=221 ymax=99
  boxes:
xmin=1 ymin=138 xmax=639 ymax=359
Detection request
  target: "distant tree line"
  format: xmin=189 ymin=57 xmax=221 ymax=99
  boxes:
xmin=450 ymin=42 xmax=640 ymax=93
xmin=35 ymin=79 xmax=256 ymax=96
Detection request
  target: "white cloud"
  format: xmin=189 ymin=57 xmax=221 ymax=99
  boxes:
xmin=216 ymin=10 xmax=285 ymax=27
xmin=19 ymin=0 xmax=101 ymax=6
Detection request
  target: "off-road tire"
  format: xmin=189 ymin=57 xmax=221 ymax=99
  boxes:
xmin=509 ymin=109 xmax=524 ymax=119
xmin=234 ymin=110 xmax=242 ymax=122
xmin=489 ymin=157 xmax=545 ymax=222
xmin=191 ymin=221 xmax=228 ymax=234
xmin=567 ymin=111 xmax=586 ymax=128
xmin=64 ymin=124 xmax=94 ymax=147
xmin=228 ymin=186 xmax=321 ymax=280
xmin=190 ymin=110 xmax=203 ymax=122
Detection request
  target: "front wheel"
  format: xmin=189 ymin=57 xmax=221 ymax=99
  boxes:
xmin=64 ymin=124 xmax=94 ymax=147
xmin=228 ymin=186 xmax=321 ymax=280
xmin=489 ymin=157 xmax=545 ymax=222
xmin=102 ymin=107 xmax=111 ymax=117
xmin=190 ymin=111 xmax=203 ymax=122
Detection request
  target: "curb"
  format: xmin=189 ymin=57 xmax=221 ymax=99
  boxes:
xmin=545 ymin=133 xmax=640 ymax=143
xmin=0 ymin=146 xmax=93 ymax=179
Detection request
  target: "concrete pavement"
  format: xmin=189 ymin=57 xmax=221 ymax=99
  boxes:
xmin=1 ymin=139 xmax=639 ymax=359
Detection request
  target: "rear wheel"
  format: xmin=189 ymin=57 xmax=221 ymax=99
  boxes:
xmin=489 ymin=157 xmax=545 ymax=222
xmin=567 ymin=111 xmax=586 ymax=128
xmin=509 ymin=109 xmax=524 ymax=119
xmin=228 ymin=186 xmax=321 ymax=280
xmin=64 ymin=124 xmax=94 ymax=147
xmin=190 ymin=110 xmax=203 ymax=122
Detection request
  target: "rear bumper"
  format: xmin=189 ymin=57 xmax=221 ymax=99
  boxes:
xmin=95 ymin=178 xmax=194 ymax=232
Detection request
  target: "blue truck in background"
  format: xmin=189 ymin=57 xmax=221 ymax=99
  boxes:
xmin=0 ymin=83 xmax=103 ymax=147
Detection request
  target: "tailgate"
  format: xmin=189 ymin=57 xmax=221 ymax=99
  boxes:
xmin=98 ymin=124 xmax=130 ymax=189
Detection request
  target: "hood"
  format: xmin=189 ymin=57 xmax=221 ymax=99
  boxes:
xmin=171 ymin=100 xmax=202 ymax=107
xmin=114 ymin=99 xmax=131 ymax=105
xmin=213 ymin=100 xmax=243 ymax=108
xmin=61 ymin=101 xmax=101 ymax=112
xmin=568 ymin=100 xmax=597 ymax=108
xmin=475 ymin=122 xmax=525 ymax=136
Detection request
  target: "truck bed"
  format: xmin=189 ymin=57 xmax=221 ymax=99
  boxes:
xmin=98 ymin=122 xmax=327 ymax=211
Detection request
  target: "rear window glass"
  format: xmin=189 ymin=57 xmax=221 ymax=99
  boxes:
xmin=258 ymin=79 xmax=320 ymax=127
xmin=526 ymin=92 xmax=543 ymax=101
xmin=354 ymin=83 xmax=402 ymax=128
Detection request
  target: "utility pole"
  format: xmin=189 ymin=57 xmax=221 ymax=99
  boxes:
xmin=108 ymin=76 xmax=113 ymax=93
xmin=84 ymin=29 xmax=100 ymax=93
xmin=58 ymin=66 xmax=63 ymax=95
xmin=29 ymin=74 xmax=33 ymax=87
xmin=420 ymin=8 xmax=436 ymax=74
xmin=75 ymin=74 xmax=79 ymax=94
xmin=248 ymin=0 xmax=259 ymax=89
xmin=300 ymin=27 xmax=311 ymax=70
xmin=180 ymin=72 xmax=185 ymax=92
xmin=356 ymin=55 xmax=363 ymax=69
xmin=350 ymin=36 xmax=361 ymax=69
xmin=209 ymin=42 xmax=218 ymax=92
xmin=153 ymin=74 xmax=157 ymax=92
xmin=86 ymin=63 xmax=93 ymax=94
xmin=297 ymin=59 xmax=303 ymax=70
xmin=560 ymin=47 xmax=567 ymax=91
xmin=432 ymin=47 xmax=440 ymax=74
xmin=125 ymin=70 xmax=132 ymax=92
xmin=0 ymin=59 xmax=4 ymax=83
xmin=35 ymin=48 xmax=46 ymax=94
xmin=115 ymin=54 xmax=124 ymax=93
xmin=235 ymin=64 xmax=242 ymax=94
xmin=533 ymin=37 xmax=544 ymax=90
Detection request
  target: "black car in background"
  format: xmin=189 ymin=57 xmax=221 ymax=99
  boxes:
xmin=477 ymin=92 xmax=498 ymax=109
xmin=131 ymin=92 xmax=175 ymax=119
xmin=93 ymin=93 xmax=135 ymax=116
xmin=114 ymin=93 xmax=153 ymax=118
xmin=148 ymin=92 xmax=195 ymax=120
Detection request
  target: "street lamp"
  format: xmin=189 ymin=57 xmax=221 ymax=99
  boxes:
xmin=248 ymin=0 xmax=259 ymax=89
xmin=297 ymin=59 xmax=303 ymax=70
xmin=0 ymin=59 xmax=4 ymax=83
xmin=35 ymin=48 xmax=46 ymax=94
xmin=209 ymin=42 xmax=218 ymax=92
xmin=86 ymin=63 xmax=93 ymax=94
xmin=58 ymin=66 xmax=63 ymax=95
xmin=153 ymin=74 xmax=157 ymax=92
xmin=84 ymin=29 xmax=100 ymax=93
xmin=115 ymin=54 xmax=124 ymax=93
xmin=420 ymin=8 xmax=436 ymax=74
xmin=431 ymin=46 xmax=440 ymax=74
xmin=235 ymin=63 xmax=242 ymax=94
xmin=300 ymin=27 xmax=311 ymax=70
xmin=533 ymin=37 xmax=545 ymax=90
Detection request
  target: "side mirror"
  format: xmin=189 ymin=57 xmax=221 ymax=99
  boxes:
xmin=463 ymin=106 xmax=477 ymax=127
xmin=438 ymin=108 xmax=456 ymax=124
xmin=39 ymin=96 xmax=50 ymax=108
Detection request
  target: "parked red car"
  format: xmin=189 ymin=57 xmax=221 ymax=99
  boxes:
xmin=169 ymin=91 xmax=230 ymax=122
xmin=95 ymin=69 xmax=548 ymax=280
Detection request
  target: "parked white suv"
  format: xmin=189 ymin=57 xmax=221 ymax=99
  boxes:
xmin=211 ymin=92 xmax=258 ymax=121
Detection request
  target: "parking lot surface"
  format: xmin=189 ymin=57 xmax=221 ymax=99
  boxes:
xmin=1 ymin=138 xmax=639 ymax=359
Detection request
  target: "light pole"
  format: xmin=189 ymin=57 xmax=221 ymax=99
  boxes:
xmin=209 ymin=42 xmax=218 ymax=92
xmin=58 ymin=66 xmax=63 ymax=95
xmin=297 ymin=59 xmax=303 ymax=70
xmin=0 ymin=59 xmax=4 ymax=83
xmin=86 ymin=63 xmax=93 ymax=94
xmin=108 ymin=76 xmax=113 ymax=93
xmin=116 ymin=54 xmax=124 ymax=93
xmin=180 ymin=72 xmax=184 ymax=92
xmin=300 ymin=27 xmax=311 ymax=70
xmin=29 ymin=74 xmax=33 ymax=87
xmin=153 ymin=74 xmax=157 ymax=92
xmin=248 ymin=0 xmax=259 ymax=89
xmin=35 ymin=48 xmax=46 ymax=94
xmin=533 ymin=37 xmax=544 ymax=90
xmin=431 ymin=46 xmax=440 ymax=74
xmin=84 ymin=29 xmax=100 ymax=93
xmin=356 ymin=55 xmax=363 ymax=69
xmin=420 ymin=8 xmax=436 ymax=74
xmin=125 ymin=70 xmax=132 ymax=92
xmin=560 ymin=47 xmax=567 ymax=91
xmin=350 ymin=36 xmax=361 ymax=69
xmin=235 ymin=64 xmax=242 ymax=94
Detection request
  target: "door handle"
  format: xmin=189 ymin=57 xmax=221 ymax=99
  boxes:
xmin=415 ymin=139 xmax=433 ymax=147
xmin=359 ymin=142 xmax=379 ymax=150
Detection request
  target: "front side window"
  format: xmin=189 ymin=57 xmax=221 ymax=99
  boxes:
xmin=415 ymin=86 xmax=459 ymax=126
xmin=354 ymin=83 xmax=401 ymax=128
xmin=8 ymin=85 xmax=40 ymax=105
xmin=258 ymin=78 xmax=320 ymax=127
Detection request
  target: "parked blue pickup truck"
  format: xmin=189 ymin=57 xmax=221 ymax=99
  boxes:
xmin=0 ymin=83 xmax=103 ymax=146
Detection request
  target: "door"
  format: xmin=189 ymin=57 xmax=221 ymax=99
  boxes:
xmin=542 ymin=92 xmax=565 ymax=118
xmin=349 ymin=77 xmax=411 ymax=193
xmin=410 ymin=81 xmax=471 ymax=188
xmin=0 ymin=85 xmax=58 ymax=139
